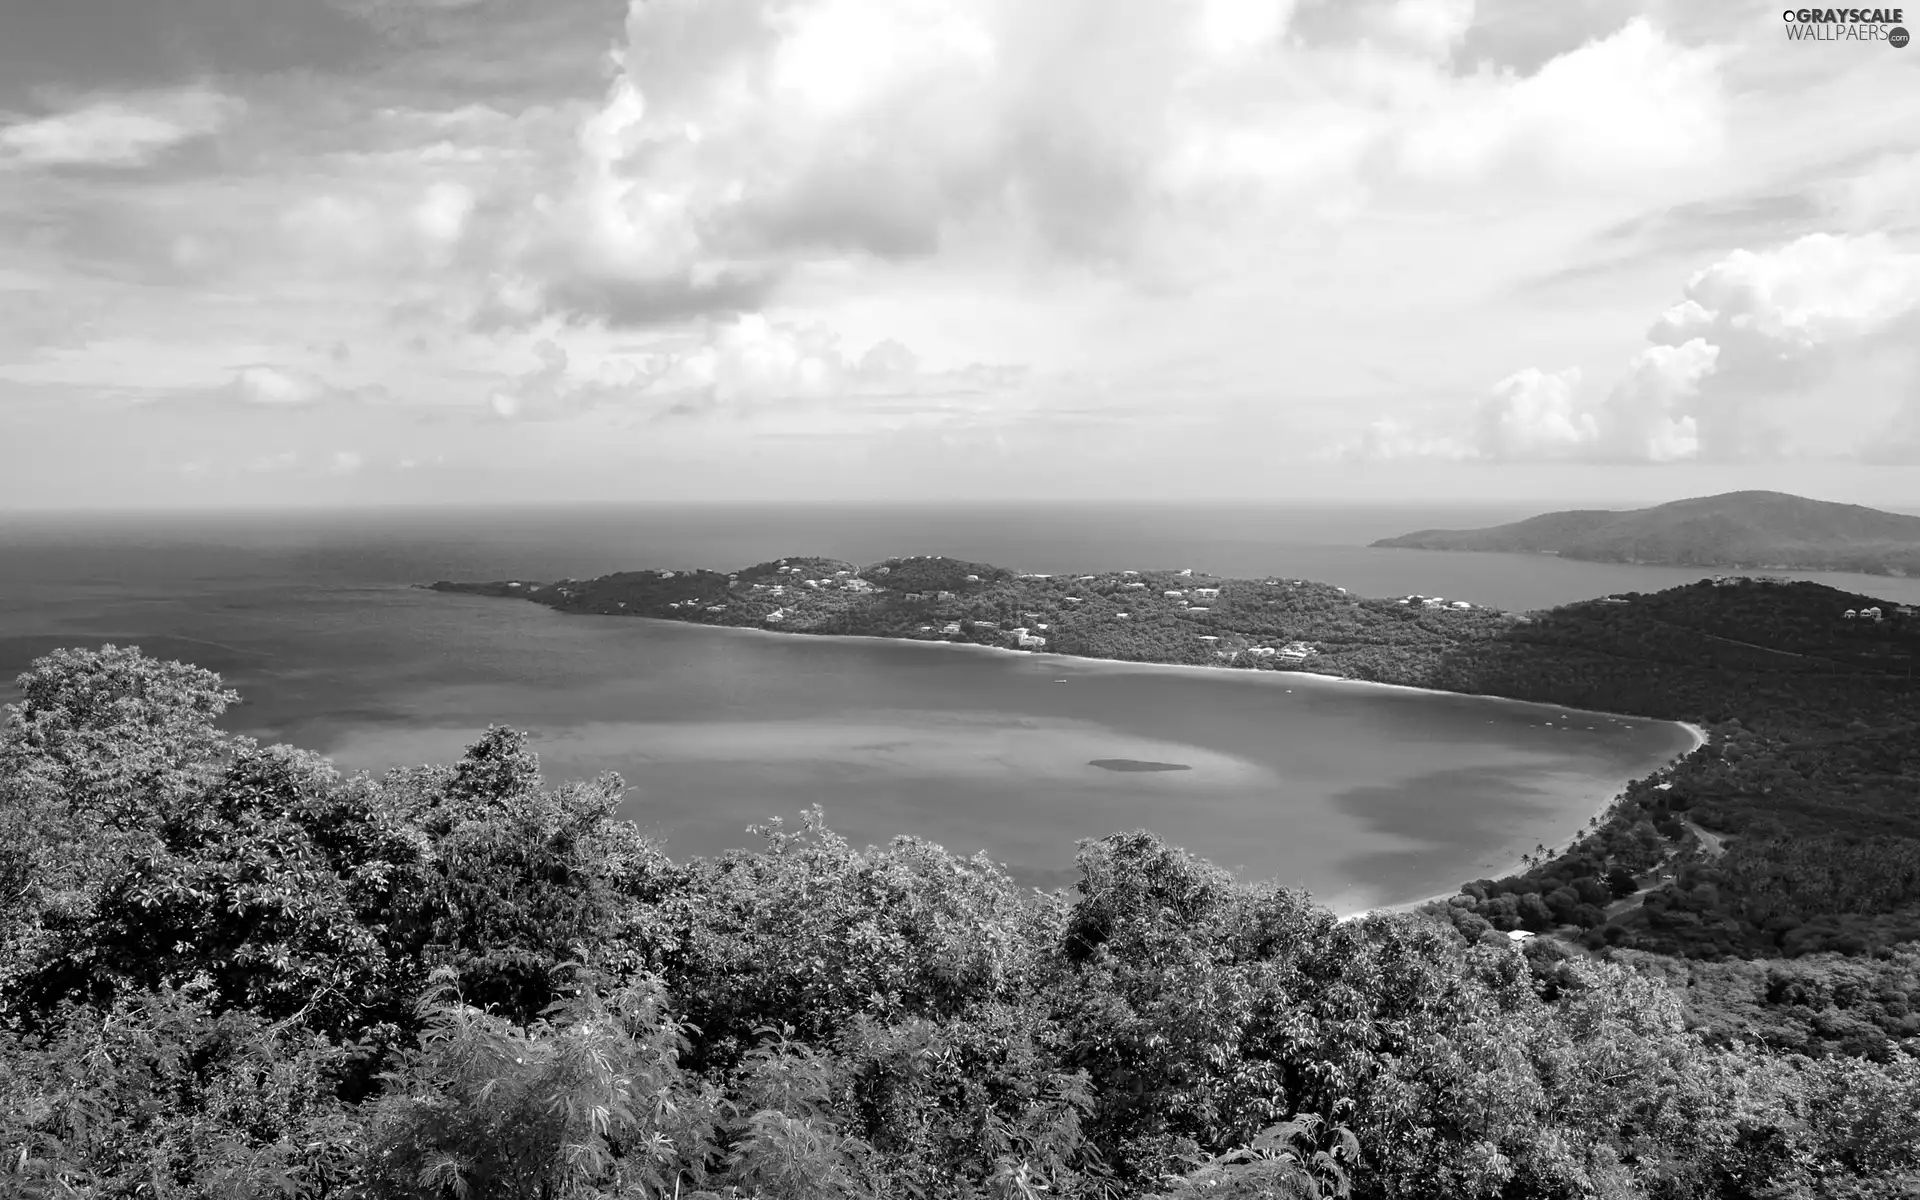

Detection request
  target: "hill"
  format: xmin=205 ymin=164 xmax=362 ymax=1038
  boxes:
xmin=1370 ymin=490 xmax=1920 ymax=575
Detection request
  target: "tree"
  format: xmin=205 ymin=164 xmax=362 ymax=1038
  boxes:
xmin=2 ymin=646 xmax=241 ymax=1014
xmin=362 ymin=969 xmax=720 ymax=1200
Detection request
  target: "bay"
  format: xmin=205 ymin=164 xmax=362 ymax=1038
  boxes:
xmin=6 ymin=501 xmax=1894 ymax=911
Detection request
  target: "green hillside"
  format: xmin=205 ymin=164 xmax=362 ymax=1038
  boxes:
xmin=1372 ymin=491 xmax=1920 ymax=575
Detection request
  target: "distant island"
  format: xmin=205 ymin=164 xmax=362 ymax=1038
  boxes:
xmin=430 ymin=552 xmax=1920 ymax=982
xmin=1371 ymin=490 xmax=1920 ymax=576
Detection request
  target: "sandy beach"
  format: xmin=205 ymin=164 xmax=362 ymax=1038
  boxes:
xmin=1334 ymin=718 xmax=1710 ymax=920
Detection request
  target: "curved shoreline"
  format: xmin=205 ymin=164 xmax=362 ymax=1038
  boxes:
xmin=1331 ymin=718 xmax=1708 ymax=921
xmin=423 ymin=591 xmax=1713 ymax=916
xmin=486 ymin=597 xmax=1696 ymax=728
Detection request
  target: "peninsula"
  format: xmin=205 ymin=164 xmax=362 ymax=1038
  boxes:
xmin=431 ymin=555 xmax=1920 ymax=978
xmin=1370 ymin=490 xmax=1920 ymax=575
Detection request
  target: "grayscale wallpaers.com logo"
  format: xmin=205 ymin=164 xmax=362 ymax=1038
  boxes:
xmin=1782 ymin=7 xmax=1909 ymax=42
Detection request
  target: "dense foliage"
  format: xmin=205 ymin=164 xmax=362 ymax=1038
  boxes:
xmin=4 ymin=646 xmax=1920 ymax=1198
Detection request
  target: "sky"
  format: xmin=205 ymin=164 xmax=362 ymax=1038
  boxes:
xmin=1 ymin=0 xmax=1917 ymax=509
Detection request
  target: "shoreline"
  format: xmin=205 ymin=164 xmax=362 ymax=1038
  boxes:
xmin=1333 ymin=718 xmax=1710 ymax=921
xmin=425 ymin=591 xmax=1716 ymax=918
xmin=476 ymin=595 xmax=1699 ymax=728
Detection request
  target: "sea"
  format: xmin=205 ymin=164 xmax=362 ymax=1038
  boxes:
xmin=5 ymin=502 xmax=1916 ymax=912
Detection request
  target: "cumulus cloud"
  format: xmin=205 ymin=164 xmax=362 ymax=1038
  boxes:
xmin=218 ymin=365 xmax=378 ymax=407
xmin=1472 ymin=367 xmax=1598 ymax=459
xmin=411 ymin=182 xmax=474 ymax=247
xmin=1352 ymin=232 xmax=1920 ymax=464
xmin=0 ymin=87 xmax=241 ymax=168
xmin=1340 ymin=417 xmax=1473 ymax=462
xmin=484 ymin=315 xmax=1019 ymax=423
xmin=1395 ymin=19 xmax=1723 ymax=185
xmin=481 ymin=0 xmax=1728 ymax=328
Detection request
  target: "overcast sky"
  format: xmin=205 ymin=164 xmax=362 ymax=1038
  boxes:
xmin=2 ymin=0 xmax=1917 ymax=509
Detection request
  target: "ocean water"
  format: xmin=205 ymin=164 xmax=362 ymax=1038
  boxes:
xmin=3 ymin=502 xmax=1905 ymax=910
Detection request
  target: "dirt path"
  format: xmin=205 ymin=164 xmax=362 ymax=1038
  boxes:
xmin=1681 ymin=818 xmax=1726 ymax=858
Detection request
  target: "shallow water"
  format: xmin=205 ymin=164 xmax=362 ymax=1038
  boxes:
xmin=0 ymin=505 xmax=1728 ymax=911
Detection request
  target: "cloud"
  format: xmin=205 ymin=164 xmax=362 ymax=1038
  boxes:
xmin=477 ymin=0 xmax=1729 ymax=328
xmin=0 ymin=87 xmax=241 ymax=168
xmin=1339 ymin=417 xmax=1473 ymax=462
xmin=218 ymin=364 xmax=377 ymax=407
xmin=1394 ymin=19 xmax=1724 ymax=186
xmin=411 ymin=181 xmax=474 ymax=246
xmin=483 ymin=314 xmax=1022 ymax=423
xmin=327 ymin=449 xmax=366 ymax=474
xmin=1351 ymin=232 xmax=1920 ymax=464
xmin=1472 ymin=367 xmax=1599 ymax=459
xmin=245 ymin=450 xmax=300 ymax=473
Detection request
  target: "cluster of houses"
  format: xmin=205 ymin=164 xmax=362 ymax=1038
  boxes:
xmin=1397 ymin=594 xmax=1472 ymax=610
xmin=1708 ymin=575 xmax=1798 ymax=588
xmin=1241 ymin=641 xmax=1318 ymax=662
xmin=1843 ymin=606 xmax=1886 ymax=622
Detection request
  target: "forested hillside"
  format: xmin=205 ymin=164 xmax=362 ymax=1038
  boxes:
xmin=4 ymin=647 xmax=1919 ymax=1198
xmin=1370 ymin=491 xmax=1920 ymax=575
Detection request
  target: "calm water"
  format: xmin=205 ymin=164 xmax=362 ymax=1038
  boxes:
xmin=7 ymin=502 xmax=1907 ymax=910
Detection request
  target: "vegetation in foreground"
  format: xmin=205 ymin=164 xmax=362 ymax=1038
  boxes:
xmin=4 ymin=646 xmax=1919 ymax=1199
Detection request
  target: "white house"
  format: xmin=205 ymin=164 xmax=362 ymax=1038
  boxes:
xmin=765 ymin=609 xmax=786 ymax=623
xmin=1164 ymin=590 xmax=1186 ymax=598
xmin=1844 ymin=609 xmax=1858 ymax=619
xmin=1506 ymin=930 xmax=1535 ymax=943
xmin=1194 ymin=588 xmax=1221 ymax=599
